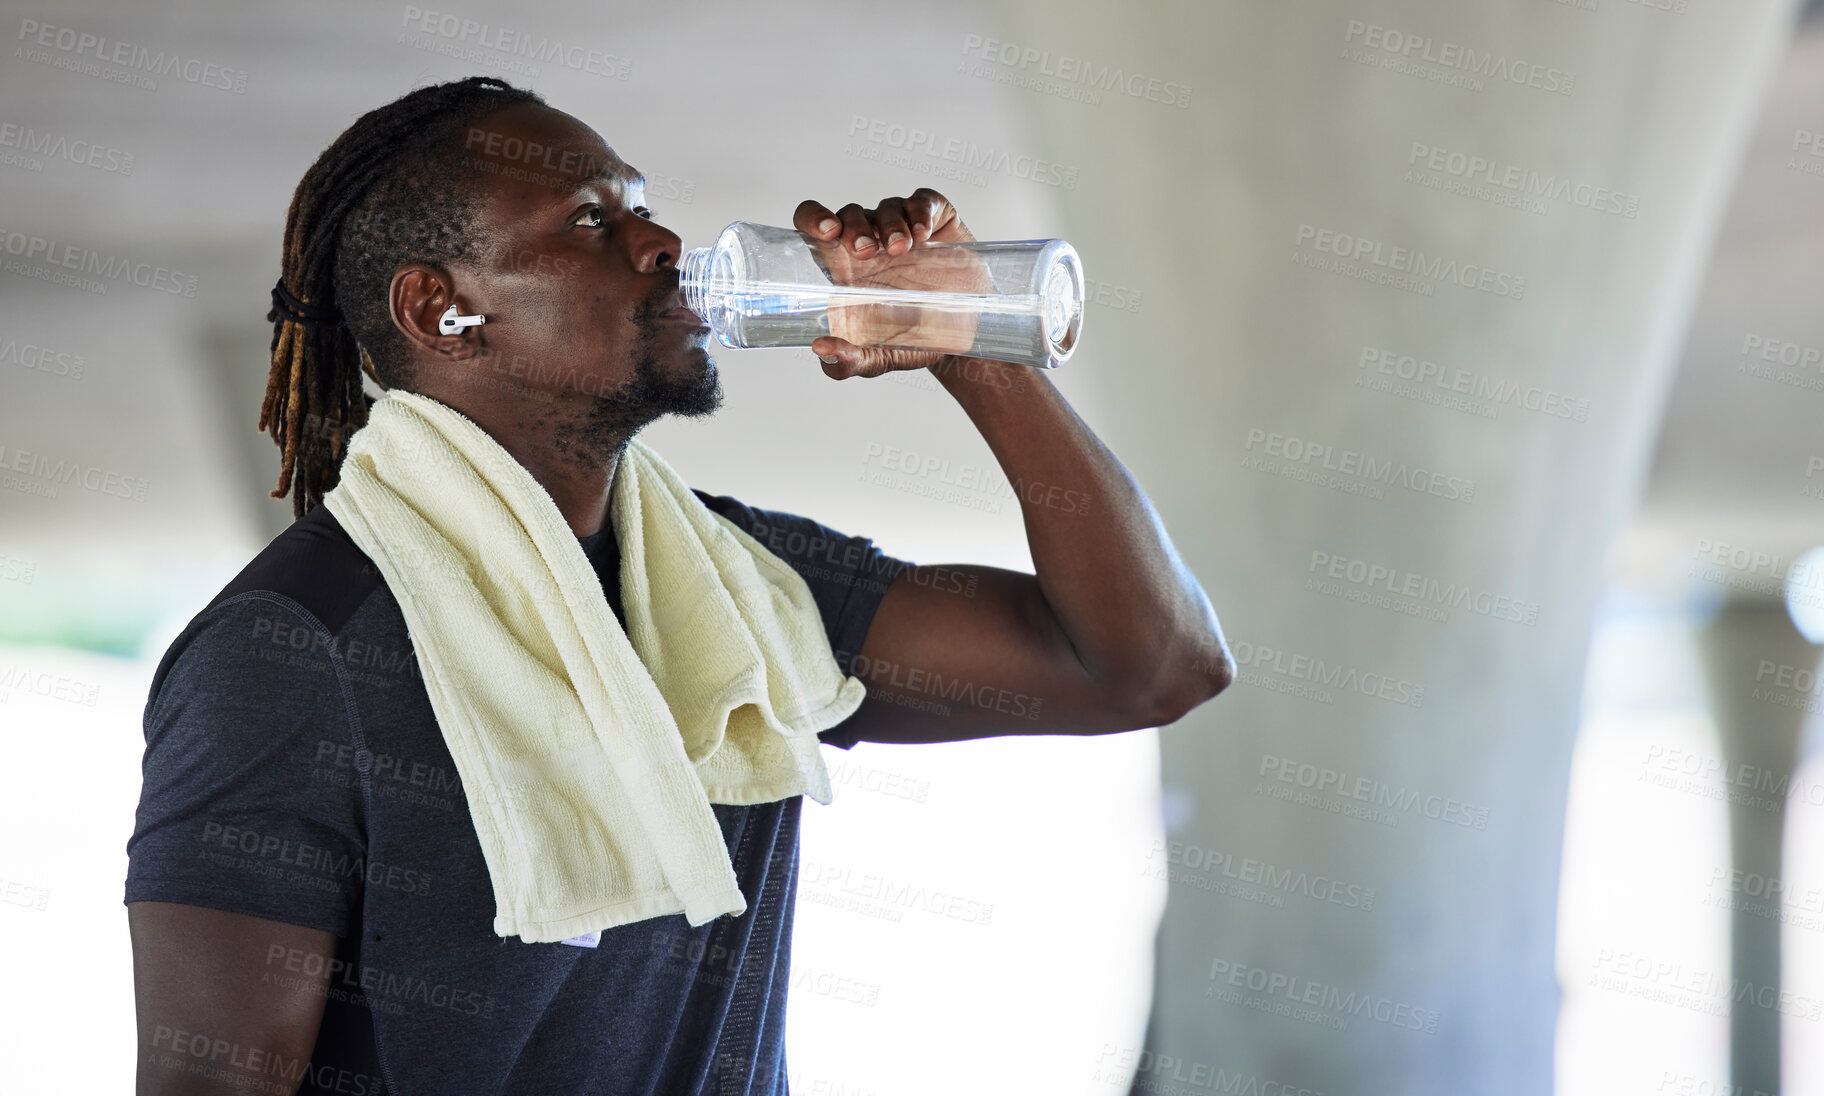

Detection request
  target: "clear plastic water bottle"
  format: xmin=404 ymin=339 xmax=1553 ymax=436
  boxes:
xmin=678 ymin=221 xmax=1084 ymax=369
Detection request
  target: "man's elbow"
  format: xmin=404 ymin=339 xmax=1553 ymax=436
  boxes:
xmin=1151 ymin=658 xmax=1234 ymax=726
xmin=1111 ymin=636 xmax=1236 ymax=730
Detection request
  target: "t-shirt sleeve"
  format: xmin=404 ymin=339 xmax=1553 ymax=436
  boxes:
xmin=124 ymin=594 xmax=367 ymax=936
xmin=692 ymin=490 xmax=913 ymax=750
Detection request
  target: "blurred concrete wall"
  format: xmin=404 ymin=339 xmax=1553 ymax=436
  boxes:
xmin=978 ymin=0 xmax=1799 ymax=1091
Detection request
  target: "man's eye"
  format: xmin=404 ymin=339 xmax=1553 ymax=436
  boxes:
xmin=635 ymin=207 xmax=653 ymax=220
xmin=579 ymin=206 xmax=605 ymax=229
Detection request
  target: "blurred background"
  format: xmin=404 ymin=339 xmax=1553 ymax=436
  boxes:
xmin=2 ymin=0 xmax=1822 ymax=1092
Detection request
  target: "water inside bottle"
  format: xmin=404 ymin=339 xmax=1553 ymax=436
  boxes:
xmin=717 ymin=283 xmax=1048 ymax=361
xmin=680 ymin=228 xmax=1083 ymax=368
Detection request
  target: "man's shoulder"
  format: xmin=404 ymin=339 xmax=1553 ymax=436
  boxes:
xmin=149 ymin=505 xmax=385 ymax=697
xmin=142 ymin=505 xmax=386 ymax=724
xmin=689 ymin=487 xmax=852 ymax=556
xmin=689 ymin=486 xmax=910 ymax=605
xmin=690 ymin=487 xmax=771 ymax=531
xmin=202 ymin=503 xmax=384 ymax=637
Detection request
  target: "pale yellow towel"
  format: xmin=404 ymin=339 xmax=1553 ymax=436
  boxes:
xmin=322 ymin=389 xmax=866 ymax=943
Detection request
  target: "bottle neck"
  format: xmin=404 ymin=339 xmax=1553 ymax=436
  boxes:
xmin=678 ymin=246 xmax=712 ymax=319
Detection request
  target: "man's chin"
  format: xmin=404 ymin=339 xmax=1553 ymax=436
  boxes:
xmin=652 ymin=350 xmax=723 ymax=419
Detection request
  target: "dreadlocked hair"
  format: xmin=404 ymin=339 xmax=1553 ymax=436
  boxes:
xmin=260 ymin=75 xmax=546 ymax=519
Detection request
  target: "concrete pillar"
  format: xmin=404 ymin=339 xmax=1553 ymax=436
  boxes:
xmin=1693 ymin=595 xmax=1814 ymax=1093
xmin=977 ymin=1 xmax=1800 ymax=1091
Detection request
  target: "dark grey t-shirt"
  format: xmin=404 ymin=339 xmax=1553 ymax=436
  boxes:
xmin=125 ymin=490 xmax=911 ymax=1096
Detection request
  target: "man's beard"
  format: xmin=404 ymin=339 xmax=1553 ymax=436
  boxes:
xmin=551 ymin=278 xmax=722 ymax=466
xmin=624 ymin=320 xmax=721 ymax=422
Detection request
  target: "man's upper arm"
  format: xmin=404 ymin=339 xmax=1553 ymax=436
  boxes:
xmin=692 ymin=489 xmax=1134 ymax=746
xmin=125 ymin=595 xmax=368 ymax=1090
xmin=129 ymin=902 xmax=336 ymax=1096
xmin=840 ymin=562 xmax=1149 ymax=744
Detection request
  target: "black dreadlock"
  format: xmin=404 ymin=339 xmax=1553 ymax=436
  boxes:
xmin=260 ymin=75 xmax=546 ymax=519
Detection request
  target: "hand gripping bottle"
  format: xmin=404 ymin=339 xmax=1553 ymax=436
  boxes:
xmin=678 ymin=221 xmax=1084 ymax=369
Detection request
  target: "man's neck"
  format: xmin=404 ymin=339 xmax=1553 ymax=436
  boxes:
xmin=402 ymin=381 xmax=642 ymax=539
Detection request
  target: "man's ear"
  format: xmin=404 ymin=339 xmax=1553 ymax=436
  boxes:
xmin=390 ymin=264 xmax=484 ymax=363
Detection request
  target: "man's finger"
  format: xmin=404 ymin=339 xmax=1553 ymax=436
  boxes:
xmin=792 ymin=199 xmax=841 ymax=239
xmin=812 ymin=336 xmax=895 ymax=380
xmin=907 ymin=188 xmax=959 ymax=242
xmin=873 ymin=197 xmax=914 ymax=256
xmin=835 ymin=203 xmax=880 ymax=256
xmin=812 ymin=336 xmax=857 ymax=379
xmin=811 ymin=335 xmax=852 ymax=368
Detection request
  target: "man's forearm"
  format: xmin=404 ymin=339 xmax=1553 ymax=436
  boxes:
xmin=929 ymin=356 xmax=1232 ymax=714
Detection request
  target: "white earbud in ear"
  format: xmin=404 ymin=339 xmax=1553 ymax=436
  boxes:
xmin=438 ymin=304 xmax=487 ymax=335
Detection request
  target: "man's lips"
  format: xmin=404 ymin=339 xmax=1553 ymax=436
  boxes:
xmin=654 ymin=289 xmax=708 ymax=326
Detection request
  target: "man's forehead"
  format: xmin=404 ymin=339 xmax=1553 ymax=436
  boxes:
xmin=460 ymin=114 xmax=641 ymax=194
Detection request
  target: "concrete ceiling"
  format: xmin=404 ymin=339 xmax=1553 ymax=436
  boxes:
xmin=1625 ymin=14 xmax=1824 ymax=582
xmin=3 ymin=0 xmax=1819 ymax=620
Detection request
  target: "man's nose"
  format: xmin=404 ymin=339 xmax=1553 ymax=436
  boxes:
xmin=633 ymin=219 xmax=683 ymax=273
